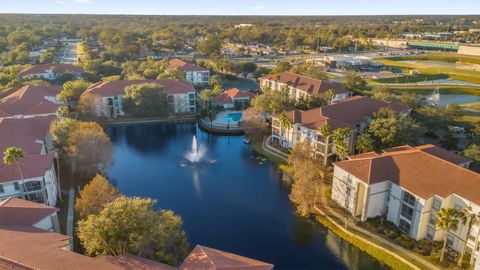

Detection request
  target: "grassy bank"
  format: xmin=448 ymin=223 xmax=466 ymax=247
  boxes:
xmin=369 ymin=84 xmax=480 ymax=96
xmin=376 ymin=57 xmax=480 ymax=84
xmin=386 ymin=52 xmax=480 ymax=65
xmin=316 ymin=215 xmax=417 ymax=270
xmin=251 ymin=139 xmax=287 ymax=164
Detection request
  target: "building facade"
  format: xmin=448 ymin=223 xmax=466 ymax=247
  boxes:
xmin=332 ymin=145 xmax=480 ymax=266
xmin=82 ymin=80 xmax=197 ymax=119
xmin=169 ymin=58 xmax=210 ymax=86
xmin=259 ymin=71 xmax=352 ymax=103
xmin=271 ymin=96 xmax=409 ymax=164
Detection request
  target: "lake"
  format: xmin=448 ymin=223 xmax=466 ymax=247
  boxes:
xmin=105 ymin=123 xmax=389 ymax=270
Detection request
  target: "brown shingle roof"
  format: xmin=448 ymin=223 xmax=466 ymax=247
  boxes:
xmin=0 ymin=154 xmax=54 ymax=183
xmin=0 ymin=85 xmax=62 ymax=118
xmin=0 ymin=197 xmax=57 ymax=226
xmin=260 ymin=71 xmax=350 ymax=95
xmin=180 ymin=245 xmax=273 ymax=270
xmin=83 ymin=80 xmax=195 ymax=97
xmin=17 ymin=64 xmax=84 ymax=77
xmin=215 ymin=88 xmax=256 ymax=105
xmin=169 ymin=58 xmax=208 ymax=72
xmin=283 ymin=96 xmax=409 ymax=130
xmin=0 ymin=116 xmax=54 ymax=155
xmin=335 ymin=145 xmax=480 ymax=204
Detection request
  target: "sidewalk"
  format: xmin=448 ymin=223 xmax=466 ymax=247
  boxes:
xmin=261 ymin=137 xmax=439 ymax=270
xmin=66 ymin=187 xmax=75 ymax=248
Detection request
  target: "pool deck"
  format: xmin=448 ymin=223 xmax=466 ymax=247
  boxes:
xmin=198 ymin=118 xmax=244 ymax=135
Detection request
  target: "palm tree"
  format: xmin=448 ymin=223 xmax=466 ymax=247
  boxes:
xmin=333 ymin=128 xmax=351 ymax=161
xmin=457 ymin=206 xmax=480 ymax=267
xmin=279 ymin=112 xmax=293 ymax=144
xmin=436 ymin=208 xmax=461 ymax=263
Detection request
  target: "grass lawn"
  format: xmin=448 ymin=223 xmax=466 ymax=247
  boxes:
xmin=376 ymin=56 xmax=480 ymax=84
xmin=370 ymin=84 xmax=480 ymax=96
xmin=386 ymin=52 xmax=480 ymax=65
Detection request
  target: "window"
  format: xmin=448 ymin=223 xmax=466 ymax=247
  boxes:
xmin=14 ymin=182 xmax=20 ymax=191
xmin=447 ymin=234 xmax=455 ymax=247
xmin=26 ymin=192 xmax=44 ymax=204
xmin=24 ymin=181 xmax=42 ymax=192
xmin=454 ymin=203 xmax=462 ymax=212
xmin=0 ymin=184 xmax=3 ymax=193
xmin=401 ymin=204 xmax=414 ymax=221
xmin=427 ymin=228 xmax=435 ymax=240
xmin=432 ymin=198 xmax=441 ymax=211
xmin=429 ymin=214 xmax=437 ymax=226
xmin=399 ymin=219 xmax=411 ymax=234
xmin=402 ymin=191 xmax=416 ymax=206
xmin=189 ymin=93 xmax=195 ymax=99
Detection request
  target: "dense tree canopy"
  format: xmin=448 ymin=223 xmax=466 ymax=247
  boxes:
xmin=122 ymin=83 xmax=168 ymax=117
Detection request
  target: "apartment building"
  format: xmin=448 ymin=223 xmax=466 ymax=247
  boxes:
xmin=332 ymin=145 xmax=480 ymax=266
xmin=169 ymin=58 xmax=210 ymax=86
xmin=271 ymin=96 xmax=409 ymax=164
xmin=82 ymin=79 xmax=197 ymax=118
xmin=17 ymin=63 xmax=84 ymax=80
xmin=0 ymin=85 xmax=63 ymax=119
xmin=214 ymin=88 xmax=256 ymax=109
xmin=0 ymin=116 xmax=58 ymax=206
xmin=259 ymin=71 xmax=352 ymax=103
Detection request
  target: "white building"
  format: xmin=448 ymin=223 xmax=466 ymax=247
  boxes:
xmin=332 ymin=145 xmax=480 ymax=266
xmin=259 ymin=71 xmax=352 ymax=103
xmin=82 ymin=79 xmax=197 ymax=119
xmin=0 ymin=197 xmax=60 ymax=232
xmin=17 ymin=63 xmax=84 ymax=80
xmin=169 ymin=58 xmax=210 ymax=86
xmin=271 ymin=96 xmax=410 ymax=164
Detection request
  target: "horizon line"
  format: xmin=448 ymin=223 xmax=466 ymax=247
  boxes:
xmin=0 ymin=12 xmax=479 ymax=16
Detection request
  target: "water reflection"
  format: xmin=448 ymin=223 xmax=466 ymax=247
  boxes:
xmin=106 ymin=123 xmax=390 ymax=270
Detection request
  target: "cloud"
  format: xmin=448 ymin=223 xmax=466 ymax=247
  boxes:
xmin=55 ymin=0 xmax=66 ymax=4
xmin=74 ymin=0 xmax=92 ymax=3
xmin=252 ymin=5 xmax=264 ymax=10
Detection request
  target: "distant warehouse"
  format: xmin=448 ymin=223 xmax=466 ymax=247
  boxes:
xmin=458 ymin=45 xmax=480 ymax=56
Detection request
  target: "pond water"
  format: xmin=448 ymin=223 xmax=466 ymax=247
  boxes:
xmin=421 ymin=94 xmax=480 ymax=106
xmin=105 ymin=123 xmax=389 ymax=270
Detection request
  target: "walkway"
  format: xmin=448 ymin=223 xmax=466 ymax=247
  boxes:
xmin=66 ymin=187 xmax=75 ymax=246
xmin=260 ymin=137 xmax=440 ymax=270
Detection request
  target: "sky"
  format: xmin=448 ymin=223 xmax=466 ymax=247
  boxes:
xmin=0 ymin=0 xmax=479 ymax=15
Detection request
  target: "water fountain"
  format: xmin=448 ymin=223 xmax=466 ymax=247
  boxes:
xmin=185 ymin=135 xmax=205 ymax=163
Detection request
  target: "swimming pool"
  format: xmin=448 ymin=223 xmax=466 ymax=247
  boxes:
xmin=222 ymin=112 xmax=243 ymax=122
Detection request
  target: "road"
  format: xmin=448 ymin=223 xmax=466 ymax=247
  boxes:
xmin=56 ymin=42 xmax=80 ymax=64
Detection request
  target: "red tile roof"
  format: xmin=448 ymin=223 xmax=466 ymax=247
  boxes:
xmin=0 ymin=154 xmax=54 ymax=183
xmin=0 ymin=197 xmax=57 ymax=226
xmin=17 ymin=64 xmax=84 ymax=77
xmin=283 ymin=96 xmax=409 ymax=130
xmin=169 ymin=58 xmax=209 ymax=72
xmin=215 ymin=88 xmax=256 ymax=105
xmin=0 ymin=116 xmax=55 ymax=155
xmin=180 ymin=245 xmax=273 ymax=270
xmin=83 ymin=80 xmax=195 ymax=97
xmin=0 ymin=85 xmax=62 ymax=118
xmin=335 ymin=145 xmax=480 ymax=204
xmin=260 ymin=71 xmax=350 ymax=95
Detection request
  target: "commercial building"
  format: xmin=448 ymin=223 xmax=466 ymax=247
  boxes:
xmin=332 ymin=145 xmax=480 ymax=266
xmin=82 ymin=80 xmax=197 ymax=118
xmin=271 ymin=96 xmax=409 ymax=164
xmin=259 ymin=71 xmax=352 ymax=103
xmin=169 ymin=58 xmax=210 ymax=86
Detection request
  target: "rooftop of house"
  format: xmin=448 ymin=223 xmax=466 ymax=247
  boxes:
xmin=83 ymin=79 xmax=196 ymax=97
xmin=0 ymin=85 xmax=62 ymax=118
xmin=0 ymin=153 xmax=55 ymax=184
xmin=180 ymin=245 xmax=273 ymax=270
xmin=215 ymin=88 xmax=256 ymax=105
xmin=281 ymin=95 xmax=409 ymax=130
xmin=0 ymin=197 xmax=57 ymax=227
xmin=17 ymin=63 xmax=84 ymax=77
xmin=0 ymin=116 xmax=55 ymax=155
xmin=259 ymin=71 xmax=350 ymax=95
xmin=335 ymin=144 xmax=480 ymax=204
xmin=0 ymin=197 xmax=273 ymax=270
xmin=169 ymin=58 xmax=209 ymax=72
